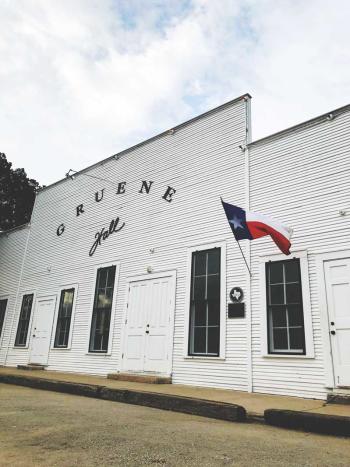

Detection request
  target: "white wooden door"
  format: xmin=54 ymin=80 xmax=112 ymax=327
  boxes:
xmin=123 ymin=274 xmax=175 ymax=374
xmin=324 ymin=258 xmax=350 ymax=387
xmin=30 ymin=296 xmax=56 ymax=365
xmin=123 ymin=281 xmax=148 ymax=372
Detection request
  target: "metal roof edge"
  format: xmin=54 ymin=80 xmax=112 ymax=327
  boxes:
xmin=248 ymin=103 xmax=350 ymax=147
xmin=38 ymin=93 xmax=251 ymax=194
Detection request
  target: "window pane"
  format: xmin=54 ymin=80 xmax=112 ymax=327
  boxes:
xmin=63 ymin=290 xmax=74 ymax=307
xmin=90 ymin=266 xmax=115 ymax=352
xmin=207 ymin=327 xmax=220 ymax=355
xmin=15 ymin=294 xmax=33 ymax=346
xmin=193 ymin=276 xmax=206 ymax=300
xmin=107 ymin=267 xmax=116 ymax=287
xmin=289 ymin=327 xmax=305 ymax=351
xmin=194 ymin=252 xmax=206 ymax=276
xmin=0 ymin=299 xmax=7 ymax=338
xmin=270 ymin=284 xmax=284 ymax=304
xmin=54 ymin=289 xmax=74 ymax=348
xmin=207 ymin=302 xmax=220 ymax=326
xmin=98 ymin=268 xmax=107 ymax=288
xmin=97 ymin=290 xmax=113 ymax=308
xmin=207 ymin=249 xmax=220 ymax=274
xmin=207 ymin=275 xmax=220 ymax=300
xmin=189 ymin=248 xmax=221 ymax=357
xmin=288 ymin=305 xmax=304 ymax=326
xmin=193 ymin=327 xmax=206 ymax=354
xmin=285 ymin=260 xmax=299 ymax=283
xmin=271 ymin=306 xmax=287 ymax=327
xmin=286 ymin=283 xmax=301 ymax=304
xmin=194 ymin=302 xmax=206 ymax=326
xmin=269 ymin=262 xmax=283 ymax=284
xmin=273 ymin=328 xmax=288 ymax=350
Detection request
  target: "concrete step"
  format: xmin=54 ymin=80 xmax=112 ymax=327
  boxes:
xmin=107 ymin=373 xmax=172 ymax=384
xmin=17 ymin=364 xmax=46 ymax=371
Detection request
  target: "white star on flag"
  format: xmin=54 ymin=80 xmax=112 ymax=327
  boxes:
xmin=229 ymin=216 xmax=243 ymax=230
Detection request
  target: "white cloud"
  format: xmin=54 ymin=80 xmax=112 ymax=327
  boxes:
xmin=0 ymin=0 xmax=349 ymax=184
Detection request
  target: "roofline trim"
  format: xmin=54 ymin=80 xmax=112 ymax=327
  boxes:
xmin=38 ymin=93 xmax=251 ymax=194
xmin=248 ymin=102 xmax=350 ymax=147
xmin=0 ymin=222 xmax=30 ymax=236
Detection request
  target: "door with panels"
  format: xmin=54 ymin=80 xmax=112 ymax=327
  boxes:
xmin=123 ymin=272 xmax=176 ymax=375
xmin=30 ymin=296 xmax=57 ymax=365
xmin=324 ymin=257 xmax=350 ymax=387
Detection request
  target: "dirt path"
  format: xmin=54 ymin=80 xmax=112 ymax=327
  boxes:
xmin=0 ymin=384 xmax=349 ymax=466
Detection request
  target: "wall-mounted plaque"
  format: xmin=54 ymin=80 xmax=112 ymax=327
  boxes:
xmin=230 ymin=287 xmax=243 ymax=303
xmin=228 ymin=302 xmax=245 ymax=318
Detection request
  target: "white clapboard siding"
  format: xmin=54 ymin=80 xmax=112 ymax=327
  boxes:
xmin=3 ymin=96 xmax=251 ymax=390
xmin=0 ymin=225 xmax=30 ymax=365
xmin=248 ymin=105 xmax=350 ymax=399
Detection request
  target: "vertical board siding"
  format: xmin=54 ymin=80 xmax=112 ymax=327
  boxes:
xmin=1 ymin=98 xmax=250 ymax=391
xmin=249 ymin=109 xmax=350 ymax=399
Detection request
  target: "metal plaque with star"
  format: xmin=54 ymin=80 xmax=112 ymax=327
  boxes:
xmin=230 ymin=287 xmax=243 ymax=303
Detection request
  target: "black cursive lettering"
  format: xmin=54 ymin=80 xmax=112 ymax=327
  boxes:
xmin=89 ymin=217 xmax=126 ymax=256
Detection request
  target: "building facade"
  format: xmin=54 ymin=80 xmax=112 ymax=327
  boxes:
xmin=0 ymin=94 xmax=349 ymax=400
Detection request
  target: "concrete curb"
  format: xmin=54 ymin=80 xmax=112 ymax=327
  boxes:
xmin=265 ymin=409 xmax=350 ymax=437
xmin=327 ymin=394 xmax=350 ymax=405
xmin=0 ymin=373 xmax=246 ymax=423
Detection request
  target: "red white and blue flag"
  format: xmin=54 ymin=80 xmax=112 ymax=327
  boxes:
xmin=221 ymin=200 xmax=293 ymax=255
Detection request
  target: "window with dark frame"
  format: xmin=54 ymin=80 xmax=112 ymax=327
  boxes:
xmin=15 ymin=294 xmax=34 ymax=347
xmin=266 ymin=259 xmax=306 ymax=354
xmin=0 ymin=299 xmax=8 ymax=339
xmin=89 ymin=266 xmax=116 ymax=353
xmin=54 ymin=288 xmax=75 ymax=348
xmin=189 ymin=248 xmax=221 ymax=356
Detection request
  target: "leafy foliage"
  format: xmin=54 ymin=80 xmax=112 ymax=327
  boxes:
xmin=0 ymin=153 xmax=40 ymax=231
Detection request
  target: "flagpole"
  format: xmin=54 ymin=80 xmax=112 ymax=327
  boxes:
xmin=236 ymin=238 xmax=252 ymax=277
xmin=220 ymin=196 xmax=252 ymax=276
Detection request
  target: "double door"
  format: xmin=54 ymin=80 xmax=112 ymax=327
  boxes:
xmin=123 ymin=273 xmax=175 ymax=375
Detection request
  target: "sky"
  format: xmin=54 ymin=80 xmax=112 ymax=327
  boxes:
xmin=1 ymin=0 xmax=350 ymax=186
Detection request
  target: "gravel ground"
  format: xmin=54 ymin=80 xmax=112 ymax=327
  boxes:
xmin=0 ymin=384 xmax=349 ymax=467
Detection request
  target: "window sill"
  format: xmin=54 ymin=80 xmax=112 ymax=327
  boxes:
xmin=262 ymin=353 xmax=315 ymax=359
xmin=13 ymin=346 xmax=29 ymax=350
xmin=184 ymin=356 xmax=226 ymax=361
xmin=85 ymin=352 xmax=112 ymax=356
xmin=51 ymin=347 xmax=71 ymax=351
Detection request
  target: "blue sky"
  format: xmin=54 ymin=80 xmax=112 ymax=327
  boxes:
xmin=1 ymin=0 xmax=350 ymax=185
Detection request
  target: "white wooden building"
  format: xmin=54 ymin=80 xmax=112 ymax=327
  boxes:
xmin=0 ymin=94 xmax=349 ymax=400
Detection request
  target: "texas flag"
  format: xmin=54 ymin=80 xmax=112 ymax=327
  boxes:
xmin=221 ymin=200 xmax=293 ymax=255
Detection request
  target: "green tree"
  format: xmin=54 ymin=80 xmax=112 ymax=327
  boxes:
xmin=0 ymin=153 xmax=40 ymax=231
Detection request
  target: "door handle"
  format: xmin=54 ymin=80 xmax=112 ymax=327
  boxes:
xmin=145 ymin=330 xmax=149 ymax=334
xmin=330 ymin=330 xmax=336 ymax=335
xmin=33 ymin=334 xmax=36 ymax=338
xmin=330 ymin=322 xmax=335 ymax=326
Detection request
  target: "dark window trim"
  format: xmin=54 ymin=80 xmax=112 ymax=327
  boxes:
xmin=54 ymin=288 xmax=75 ymax=349
xmin=266 ymin=259 xmax=306 ymax=356
xmin=188 ymin=248 xmax=221 ymax=357
xmin=0 ymin=298 xmax=8 ymax=339
xmin=89 ymin=265 xmax=117 ymax=353
xmin=14 ymin=293 xmax=34 ymax=347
